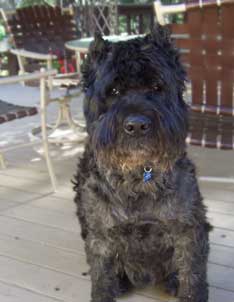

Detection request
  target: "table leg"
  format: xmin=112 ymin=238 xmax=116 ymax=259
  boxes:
xmin=76 ymin=51 xmax=81 ymax=75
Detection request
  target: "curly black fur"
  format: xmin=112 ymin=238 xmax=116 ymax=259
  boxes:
xmin=74 ymin=25 xmax=211 ymax=302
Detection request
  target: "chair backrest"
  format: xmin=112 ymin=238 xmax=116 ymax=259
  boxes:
xmin=8 ymin=5 xmax=78 ymax=54
xmin=0 ymin=8 xmax=7 ymax=23
xmin=167 ymin=1 xmax=234 ymax=116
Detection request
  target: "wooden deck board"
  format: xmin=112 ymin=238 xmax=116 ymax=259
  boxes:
xmin=209 ymin=244 xmax=234 ymax=268
xmin=0 ymin=175 xmax=53 ymax=194
xmin=2 ymin=204 xmax=79 ymax=233
xmin=0 ymin=186 xmax=42 ymax=203
xmin=0 ymin=216 xmax=81 ymax=252
xmin=207 ymin=212 xmax=234 ymax=231
xmin=210 ymin=228 xmax=234 ymax=248
xmin=205 ymin=199 xmax=234 ymax=215
xmin=208 ymin=263 xmax=234 ymax=292
xmin=201 ymin=184 xmax=234 ymax=203
xmin=0 ymin=199 xmax=18 ymax=211
xmin=0 ymin=233 xmax=87 ymax=278
xmin=29 ymin=196 xmax=76 ymax=214
xmin=0 ymin=280 xmax=63 ymax=302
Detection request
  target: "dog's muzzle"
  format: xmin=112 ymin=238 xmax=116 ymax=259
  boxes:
xmin=123 ymin=115 xmax=152 ymax=137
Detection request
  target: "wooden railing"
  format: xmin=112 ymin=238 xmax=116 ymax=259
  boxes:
xmin=74 ymin=3 xmax=155 ymax=36
xmin=118 ymin=4 xmax=155 ymax=34
xmin=2 ymin=4 xmax=155 ymax=36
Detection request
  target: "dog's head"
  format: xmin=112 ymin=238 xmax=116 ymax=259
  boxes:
xmin=82 ymin=25 xmax=188 ymax=173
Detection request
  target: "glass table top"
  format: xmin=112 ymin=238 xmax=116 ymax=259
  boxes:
xmin=66 ymin=34 xmax=144 ymax=52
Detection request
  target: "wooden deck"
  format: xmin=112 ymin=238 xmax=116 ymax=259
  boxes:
xmin=0 ymin=147 xmax=233 ymax=302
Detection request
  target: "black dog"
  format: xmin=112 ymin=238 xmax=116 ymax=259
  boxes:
xmin=74 ymin=25 xmax=211 ymax=302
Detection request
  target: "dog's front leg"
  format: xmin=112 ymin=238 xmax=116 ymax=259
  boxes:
xmin=174 ymin=226 xmax=209 ymax=302
xmin=87 ymin=239 xmax=118 ymax=302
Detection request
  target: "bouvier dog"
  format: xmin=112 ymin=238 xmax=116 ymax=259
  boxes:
xmin=73 ymin=25 xmax=211 ymax=302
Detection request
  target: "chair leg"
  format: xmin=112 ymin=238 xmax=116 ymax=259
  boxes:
xmin=47 ymin=58 xmax=53 ymax=91
xmin=59 ymin=97 xmax=80 ymax=130
xmin=0 ymin=152 xmax=6 ymax=169
xmin=40 ymin=74 xmax=57 ymax=192
xmin=63 ymin=98 xmax=85 ymax=131
xmin=17 ymin=54 xmax=26 ymax=86
xmin=53 ymin=96 xmax=85 ymax=131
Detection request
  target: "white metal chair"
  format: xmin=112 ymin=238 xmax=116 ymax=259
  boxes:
xmin=5 ymin=5 xmax=83 ymax=134
xmin=154 ymin=0 xmax=234 ymax=184
xmin=154 ymin=0 xmax=223 ymax=26
xmin=0 ymin=69 xmax=58 ymax=191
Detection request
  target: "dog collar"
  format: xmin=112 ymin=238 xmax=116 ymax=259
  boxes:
xmin=143 ymin=167 xmax=153 ymax=183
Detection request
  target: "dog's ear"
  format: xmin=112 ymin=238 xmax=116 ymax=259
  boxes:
xmin=81 ymin=32 xmax=109 ymax=95
xmin=89 ymin=32 xmax=109 ymax=60
xmin=149 ymin=24 xmax=172 ymax=48
xmin=149 ymin=24 xmax=187 ymax=96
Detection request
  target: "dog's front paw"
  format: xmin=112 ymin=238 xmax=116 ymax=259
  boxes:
xmin=116 ymin=273 xmax=133 ymax=297
xmin=178 ymin=297 xmax=192 ymax=302
xmin=91 ymin=298 xmax=115 ymax=302
xmin=178 ymin=293 xmax=207 ymax=302
xmin=165 ymin=272 xmax=179 ymax=297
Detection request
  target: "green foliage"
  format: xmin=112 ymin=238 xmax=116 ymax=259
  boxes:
xmin=17 ymin=0 xmax=56 ymax=8
xmin=0 ymin=23 xmax=6 ymax=40
xmin=119 ymin=0 xmax=153 ymax=3
xmin=0 ymin=0 xmax=17 ymax=10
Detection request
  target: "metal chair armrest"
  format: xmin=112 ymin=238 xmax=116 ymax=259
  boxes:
xmin=0 ymin=69 xmax=57 ymax=85
xmin=154 ymin=0 xmax=186 ymax=25
xmin=10 ymin=48 xmax=57 ymax=60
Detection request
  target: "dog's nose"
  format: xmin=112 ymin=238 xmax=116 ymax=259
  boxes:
xmin=123 ymin=115 xmax=152 ymax=136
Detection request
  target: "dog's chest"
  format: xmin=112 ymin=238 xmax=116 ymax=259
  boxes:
xmin=101 ymin=192 xmax=175 ymax=250
xmin=83 ymin=172 xmax=189 ymax=239
xmin=109 ymin=220 xmax=173 ymax=248
xmin=108 ymin=220 xmax=175 ymax=279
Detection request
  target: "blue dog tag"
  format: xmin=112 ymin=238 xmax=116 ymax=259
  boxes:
xmin=143 ymin=167 xmax=153 ymax=183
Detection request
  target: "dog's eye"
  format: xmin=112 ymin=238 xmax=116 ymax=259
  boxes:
xmin=111 ymin=88 xmax=120 ymax=96
xmin=152 ymin=85 xmax=160 ymax=91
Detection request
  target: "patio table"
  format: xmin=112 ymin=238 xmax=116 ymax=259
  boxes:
xmin=65 ymin=34 xmax=143 ymax=74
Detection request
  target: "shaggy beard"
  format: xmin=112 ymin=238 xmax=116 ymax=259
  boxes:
xmin=94 ymin=146 xmax=176 ymax=174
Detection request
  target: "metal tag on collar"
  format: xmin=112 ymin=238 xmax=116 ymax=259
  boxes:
xmin=143 ymin=167 xmax=153 ymax=183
